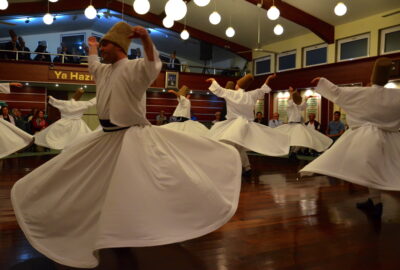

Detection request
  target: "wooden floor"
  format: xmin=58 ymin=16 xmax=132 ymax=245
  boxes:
xmin=1 ymin=155 xmax=400 ymax=270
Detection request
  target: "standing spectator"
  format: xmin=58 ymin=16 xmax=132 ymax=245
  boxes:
xmin=167 ymin=51 xmax=181 ymax=71
xmin=5 ymin=30 xmax=21 ymax=60
xmin=33 ymin=41 xmax=51 ymax=62
xmin=254 ymin=111 xmax=267 ymax=125
xmin=326 ymin=111 xmax=345 ymax=142
xmin=269 ymin=112 xmax=283 ymax=128
xmin=53 ymin=44 xmax=72 ymax=63
xmin=18 ymin=36 xmax=31 ymax=61
xmin=0 ymin=106 xmax=15 ymax=125
xmin=305 ymin=113 xmax=320 ymax=131
xmin=155 ymin=110 xmax=168 ymax=125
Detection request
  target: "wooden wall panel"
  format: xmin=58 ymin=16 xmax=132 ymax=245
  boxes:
xmin=0 ymin=86 xmax=46 ymax=115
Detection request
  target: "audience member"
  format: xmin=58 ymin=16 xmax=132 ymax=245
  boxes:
xmin=212 ymin=111 xmax=222 ymax=125
xmin=305 ymin=113 xmax=320 ymax=131
xmin=12 ymin=108 xmax=28 ymax=131
xmin=31 ymin=110 xmax=48 ymax=133
xmin=326 ymin=111 xmax=345 ymax=142
xmin=33 ymin=41 xmax=51 ymax=62
xmin=53 ymin=44 xmax=73 ymax=63
xmin=0 ymin=106 xmax=15 ymax=125
xmin=155 ymin=110 xmax=168 ymax=125
xmin=4 ymin=30 xmax=21 ymax=60
xmin=167 ymin=51 xmax=181 ymax=71
xmin=254 ymin=111 xmax=267 ymax=125
xmin=269 ymin=112 xmax=283 ymax=128
xmin=17 ymin=36 xmax=31 ymax=61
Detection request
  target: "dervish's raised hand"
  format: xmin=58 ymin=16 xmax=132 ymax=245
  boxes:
xmin=10 ymin=82 xmax=22 ymax=88
xmin=88 ymin=36 xmax=99 ymax=48
xmin=206 ymin=78 xmax=216 ymax=83
xmin=129 ymin=26 xmax=149 ymax=39
xmin=311 ymin=77 xmax=321 ymax=86
xmin=265 ymin=73 xmax=276 ymax=85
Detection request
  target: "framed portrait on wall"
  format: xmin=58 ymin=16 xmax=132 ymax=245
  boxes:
xmin=165 ymin=72 xmax=179 ymax=89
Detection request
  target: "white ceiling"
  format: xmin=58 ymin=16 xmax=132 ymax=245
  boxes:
xmin=1 ymin=0 xmax=399 ymax=52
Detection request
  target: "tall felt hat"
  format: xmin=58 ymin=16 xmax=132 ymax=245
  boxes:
xmin=292 ymin=90 xmax=302 ymax=105
xmin=177 ymin=85 xmax=190 ymax=96
xmin=370 ymin=57 xmax=393 ymax=86
xmin=72 ymin=88 xmax=84 ymax=101
xmin=225 ymin=81 xmax=235 ymax=90
xmin=101 ymin=22 xmax=132 ymax=54
xmin=237 ymin=74 xmax=254 ymax=90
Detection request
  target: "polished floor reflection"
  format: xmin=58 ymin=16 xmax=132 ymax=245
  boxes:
xmin=1 ymin=155 xmax=400 ymax=270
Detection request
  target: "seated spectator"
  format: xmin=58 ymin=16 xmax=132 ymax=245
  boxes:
xmin=4 ymin=30 xmax=21 ymax=60
xmin=33 ymin=41 xmax=51 ymax=62
xmin=167 ymin=51 xmax=181 ymax=71
xmin=0 ymin=106 xmax=15 ymax=125
xmin=12 ymin=108 xmax=28 ymax=131
xmin=212 ymin=111 xmax=222 ymax=125
xmin=155 ymin=110 xmax=168 ymax=125
xmin=304 ymin=113 xmax=321 ymax=132
xmin=326 ymin=111 xmax=345 ymax=142
xmin=31 ymin=110 xmax=49 ymax=133
xmin=269 ymin=112 xmax=283 ymax=128
xmin=254 ymin=111 xmax=267 ymax=125
xmin=18 ymin=36 xmax=31 ymax=61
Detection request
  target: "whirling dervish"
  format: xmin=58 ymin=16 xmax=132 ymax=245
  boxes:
xmin=34 ymin=88 xmax=96 ymax=150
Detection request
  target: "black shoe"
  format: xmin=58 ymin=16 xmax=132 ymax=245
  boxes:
xmin=356 ymin=199 xmax=375 ymax=211
xmin=242 ymin=169 xmax=252 ymax=178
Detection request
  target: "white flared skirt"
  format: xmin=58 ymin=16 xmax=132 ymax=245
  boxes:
xmin=34 ymin=118 xmax=93 ymax=150
xmin=161 ymin=120 xmax=209 ymax=136
xmin=11 ymin=125 xmax=241 ymax=268
xmin=208 ymin=117 xmax=290 ymax=157
xmin=0 ymin=118 xmax=33 ymax=158
xmin=276 ymin=124 xmax=333 ymax=152
xmin=300 ymin=125 xmax=400 ymax=191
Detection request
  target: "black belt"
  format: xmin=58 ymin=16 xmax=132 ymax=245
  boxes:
xmin=99 ymin=119 xmax=130 ymax=132
xmin=289 ymin=122 xmax=301 ymax=124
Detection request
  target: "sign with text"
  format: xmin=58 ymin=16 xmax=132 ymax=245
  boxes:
xmin=48 ymin=69 xmax=94 ymax=82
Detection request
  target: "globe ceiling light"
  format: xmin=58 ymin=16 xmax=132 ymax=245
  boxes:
xmin=43 ymin=13 xmax=54 ymax=25
xmin=274 ymin=24 xmax=284 ymax=35
xmin=0 ymin=0 xmax=8 ymax=10
xmin=180 ymin=29 xmax=189 ymax=40
xmin=133 ymin=0 xmax=150 ymax=15
xmin=209 ymin=11 xmax=221 ymax=25
xmin=165 ymin=0 xmax=187 ymax=21
xmin=85 ymin=5 xmax=97 ymax=20
xmin=193 ymin=0 xmax=210 ymax=7
xmin=162 ymin=16 xmax=174 ymax=28
xmin=225 ymin=27 xmax=235 ymax=38
xmin=267 ymin=5 xmax=280 ymax=20
xmin=49 ymin=0 xmax=58 ymax=2
xmin=334 ymin=2 xmax=347 ymax=16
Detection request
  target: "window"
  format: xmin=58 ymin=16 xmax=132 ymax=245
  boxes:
xmin=303 ymin=43 xmax=327 ymax=67
xmin=380 ymin=25 xmax=400 ymax=55
xmin=337 ymin=33 xmax=369 ymax=61
xmin=277 ymin=50 xmax=296 ymax=72
xmin=254 ymin=55 xmax=272 ymax=76
xmin=60 ymin=33 xmax=86 ymax=55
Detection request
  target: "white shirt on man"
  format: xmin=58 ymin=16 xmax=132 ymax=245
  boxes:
xmin=208 ymin=80 xmax=271 ymax=121
xmin=287 ymin=100 xmax=307 ymax=123
xmin=172 ymin=96 xmax=191 ymax=118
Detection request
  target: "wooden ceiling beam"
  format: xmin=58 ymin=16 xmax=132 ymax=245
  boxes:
xmin=245 ymin=0 xmax=335 ymax=44
xmin=4 ymin=0 xmax=252 ymax=60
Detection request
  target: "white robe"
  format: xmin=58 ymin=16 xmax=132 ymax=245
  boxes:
xmin=0 ymin=83 xmax=33 ymax=158
xmin=276 ymin=100 xmax=333 ymax=152
xmin=163 ymin=96 xmax=209 ymax=136
xmin=300 ymin=78 xmax=400 ymax=191
xmin=11 ymin=46 xmax=242 ymax=268
xmin=34 ymin=97 xmax=96 ymax=149
xmin=208 ymin=80 xmax=290 ymax=157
